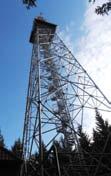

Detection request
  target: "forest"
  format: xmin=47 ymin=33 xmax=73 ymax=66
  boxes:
xmin=1 ymin=110 xmax=111 ymax=175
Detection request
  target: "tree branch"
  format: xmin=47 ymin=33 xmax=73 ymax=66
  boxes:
xmin=89 ymin=0 xmax=111 ymax=15
xmin=23 ymin=0 xmax=37 ymax=9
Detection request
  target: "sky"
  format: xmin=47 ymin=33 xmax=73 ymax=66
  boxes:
xmin=0 ymin=0 xmax=111 ymax=148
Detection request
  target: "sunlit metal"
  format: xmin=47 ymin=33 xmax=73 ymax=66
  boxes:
xmin=22 ymin=17 xmax=111 ymax=176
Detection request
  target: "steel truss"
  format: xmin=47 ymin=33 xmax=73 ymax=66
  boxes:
xmin=22 ymin=17 xmax=111 ymax=176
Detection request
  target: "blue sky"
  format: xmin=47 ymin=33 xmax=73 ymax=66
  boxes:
xmin=1 ymin=0 xmax=111 ymax=149
xmin=0 ymin=1 xmax=86 ymax=148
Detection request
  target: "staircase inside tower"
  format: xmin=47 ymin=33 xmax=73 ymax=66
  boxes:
xmin=21 ymin=17 xmax=111 ymax=176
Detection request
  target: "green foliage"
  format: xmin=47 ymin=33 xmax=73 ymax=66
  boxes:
xmin=11 ymin=111 xmax=111 ymax=175
xmin=22 ymin=0 xmax=111 ymax=14
xmin=23 ymin=0 xmax=37 ymax=9
xmin=92 ymin=110 xmax=111 ymax=152
xmin=11 ymin=138 xmax=22 ymax=159
xmin=89 ymin=110 xmax=111 ymax=175
xmin=78 ymin=126 xmax=90 ymax=152
xmin=89 ymin=0 xmax=111 ymax=15
xmin=22 ymin=112 xmax=111 ymax=175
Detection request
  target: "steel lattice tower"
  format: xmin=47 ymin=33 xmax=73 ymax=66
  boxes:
xmin=22 ymin=17 xmax=111 ymax=176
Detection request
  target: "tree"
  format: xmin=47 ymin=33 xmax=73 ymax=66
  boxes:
xmin=11 ymin=138 xmax=22 ymax=158
xmin=89 ymin=0 xmax=111 ymax=15
xmin=22 ymin=0 xmax=111 ymax=14
xmin=23 ymin=0 xmax=37 ymax=8
xmin=78 ymin=126 xmax=91 ymax=152
xmin=51 ymin=140 xmax=72 ymax=175
xmin=26 ymin=142 xmax=52 ymax=176
xmin=0 ymin=130 xmax=5 ymax=147
xmin=91 ymin=110 xmax=111 ymax=175
xmin=92 ymin=110 xmax=110 ymax=152
xmin=76 ymin=112 xmax=111 ymax=175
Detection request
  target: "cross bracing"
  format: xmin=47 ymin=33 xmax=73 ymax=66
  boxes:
xmin=21 ymin=17 xmax=111 ymax=176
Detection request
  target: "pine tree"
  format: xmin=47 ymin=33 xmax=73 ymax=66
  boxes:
xmin=91 ymin=110 xmax=111 ymax=175
xmin=11 ymin=138 xmax=22 ymax=159
xmin=0 ymin=130 xmax=5 ymax=147
xmin=78 ymin=126 xmax=91 ymax=152
xmin=92 ymin=110 xmax=110 ymax=152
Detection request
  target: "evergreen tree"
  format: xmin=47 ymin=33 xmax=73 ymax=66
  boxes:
xmin=11 ymin=138 xmax=22 ymax=159
xmin=27 ymin=142 xmax=52 ymax=176
xmin=91 ymin=110 xmax=111 ymax=175
xmin=92 ymin=110 xmax=110 ymax=152
xmin=78 ymin=126 xmax=91 ymax=152
xmin=77 ymin=126 xmax=91 ymax=175
xmin=0 ymin=130 xmax=5 ymax=147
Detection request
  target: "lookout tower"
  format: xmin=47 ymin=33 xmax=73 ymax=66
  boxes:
xmin=22 ymin=17 xmax=111 ymax=176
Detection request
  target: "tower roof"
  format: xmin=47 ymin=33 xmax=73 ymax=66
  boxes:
xmin=35 ymin=16 xmax=57 ymax=28
xmin=30 ymin=17 xmax=57 ymax=43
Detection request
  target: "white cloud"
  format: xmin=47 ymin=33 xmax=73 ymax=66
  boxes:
xmin=75 ymin=0 xmax=111 ymax=127
xmin=76 ymin=0 xmax=111 ymax=102
xmin=58 ymin=1 xmax=111 ymax=133
xmin=58 ymin=22 xmax=75 ymax=52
